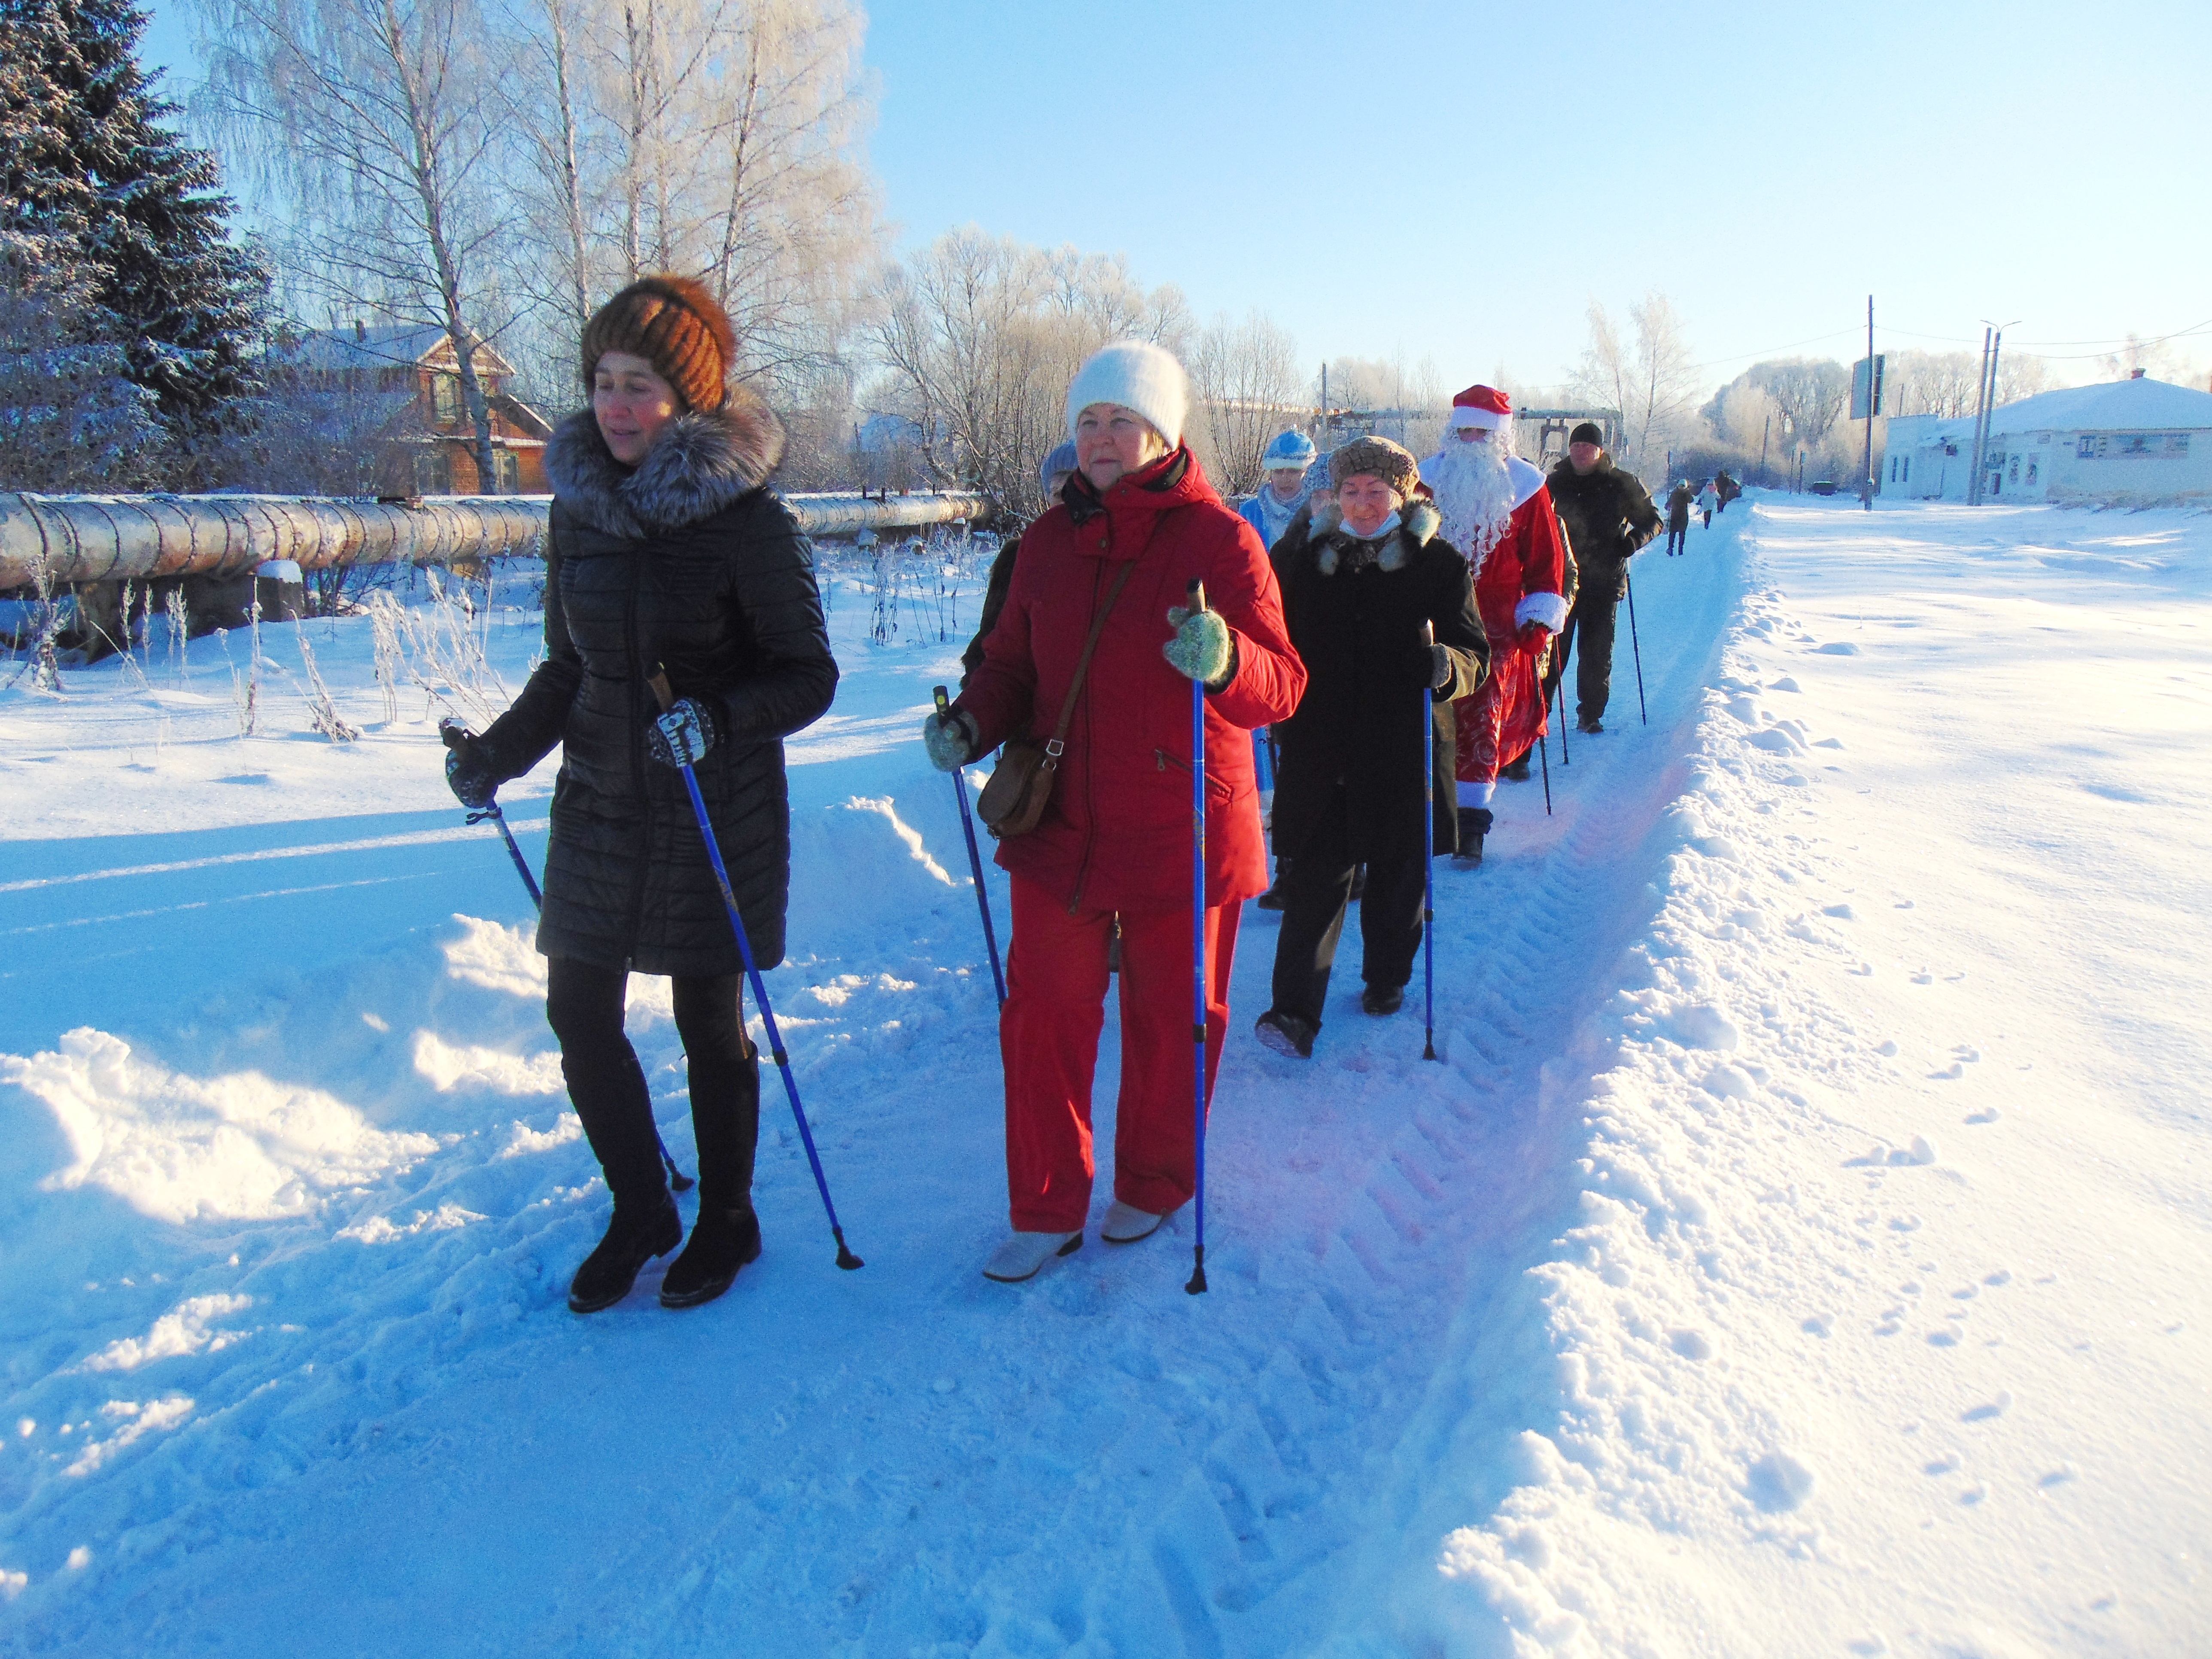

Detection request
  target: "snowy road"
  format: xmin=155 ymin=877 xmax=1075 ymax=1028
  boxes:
xmin=2 ymin=498 xmax=2206 ymax=1655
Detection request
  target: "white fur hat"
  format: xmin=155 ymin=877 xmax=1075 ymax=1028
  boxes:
xmin=1065 ymin=340 xmax=1188 ymax=450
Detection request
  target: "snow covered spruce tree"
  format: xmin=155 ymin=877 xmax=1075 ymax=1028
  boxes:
xmin=0 ymin=0 xmax=268 ymax=488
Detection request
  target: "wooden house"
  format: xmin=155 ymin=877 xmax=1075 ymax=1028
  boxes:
xmin=278 ymin=322 xmax=555 ymax=495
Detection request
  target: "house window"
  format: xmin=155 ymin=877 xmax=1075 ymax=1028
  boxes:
xmin=493 ymin=449 xmax=520 ymax=494
xmin=413 ymin=448 xmax=453 ymax=495
xmin=431 ymin=374 xmax=460 ymax=424
xmin=2009 ymin=456 xmax=2020 ymax=482
xmin=1902 ymin=456 xmax=1910 ymax=482
xmin=2078 ymin=434 xmax=2104 ymax=459
xmin=2026 ymin=460 xmax=2039 ymax=485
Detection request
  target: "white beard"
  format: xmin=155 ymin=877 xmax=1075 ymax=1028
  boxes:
xmin=1427 ymin=434 xmax=1517 ymax=571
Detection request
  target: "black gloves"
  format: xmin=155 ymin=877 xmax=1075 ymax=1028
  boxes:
xmin=647 ymin=696 xmax=718 ymax=769
xmin=440 ymin=719 xmax=499 ymax=809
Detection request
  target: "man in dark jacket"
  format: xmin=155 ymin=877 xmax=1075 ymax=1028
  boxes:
xmin=1545 ymin=423 xmax=1660 ymax=733
xmin=1664 ymin=480 xmax=1693 ymax=555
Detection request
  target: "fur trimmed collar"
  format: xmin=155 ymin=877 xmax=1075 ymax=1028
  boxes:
xmin=546 ymin=386 xmax=786 ymax=538
xmin=1310 ymin=498 xmax=1440 ymax=575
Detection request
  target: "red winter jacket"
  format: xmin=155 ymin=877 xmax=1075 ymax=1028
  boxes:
xmin=955 ymin=447 xmax=1305 ymax=914
xmin=1474 ymin=484 xmax=1570 ymax=641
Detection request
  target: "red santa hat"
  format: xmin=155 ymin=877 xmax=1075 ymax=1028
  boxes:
xmin=1446 ymin=383 xmax=1512 ymax=433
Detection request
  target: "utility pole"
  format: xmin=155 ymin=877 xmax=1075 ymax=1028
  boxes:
xmin=1966 ymin=328 xmax=1993 ymax=505
xmin=1320 ymin=362 xmax=1329 ymax=450
xmin=1861 ymin=295 xmax=1877 ymax=510
xmin=1966 ymin=319 xmax=2020 ymax=504
xmin=1759 ymin=415 xmax=1771 ymax=487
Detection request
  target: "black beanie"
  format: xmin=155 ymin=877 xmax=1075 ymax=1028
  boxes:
xmin=1569 ymin=421 xmax=1604 ymax=447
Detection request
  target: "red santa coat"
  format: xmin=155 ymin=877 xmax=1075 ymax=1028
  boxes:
xmin=955 ymin=446 xmax=1306 ymax=912
xmin=1444 ymin=457 xmax=1568 ymax=785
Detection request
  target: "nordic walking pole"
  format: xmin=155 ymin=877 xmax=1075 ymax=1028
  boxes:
xmin=1552 ymin=665 xmax=1570 ymax=765
xmin=441 ymin=719 xmax=693 ymax=1191
xmin=1420 ymin=622 xmax=1438 ymax=1063
xmin=1185 ymin=580 xmax=1211 ymax=1296
xmin=648 ymin=668 xmax=862 ymax=1270
xmin=1625 ymin=567 xmax=1648 ymax=726
xmin=933 ymin=684 xmax=1005 ymax=1006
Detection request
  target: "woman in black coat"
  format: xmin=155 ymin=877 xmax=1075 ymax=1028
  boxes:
xmin=444 ymin=276 xmax=837 ymax=1313
xmin=1255 ymin=438 xmax=1488 ymax=1059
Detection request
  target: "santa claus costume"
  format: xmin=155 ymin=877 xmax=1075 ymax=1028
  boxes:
xmin=1422 ymin=385 xmax=1568 ymax=865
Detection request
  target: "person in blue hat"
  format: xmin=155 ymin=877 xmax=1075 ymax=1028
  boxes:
xmin=1238 ymin=428 xmax=1319 ymax=551
xmin=961 ymin=441 xmax=1079 ymax=685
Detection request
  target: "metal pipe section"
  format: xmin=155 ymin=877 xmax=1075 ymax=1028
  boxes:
xmin=0 ymin=490 xmax=988 ymax=589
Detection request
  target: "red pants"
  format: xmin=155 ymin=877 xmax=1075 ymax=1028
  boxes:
xmin=1454 ymin=629 xmax=1547 ymax=785
xmin=1002 ymin=874 xmax=1240 ymax=1232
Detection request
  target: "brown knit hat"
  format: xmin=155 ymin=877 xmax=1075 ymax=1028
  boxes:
xmin=1328 ymin=435 xmax=1420 ymax=500
xmin=580 ymin=275 xmax=734 ymax=412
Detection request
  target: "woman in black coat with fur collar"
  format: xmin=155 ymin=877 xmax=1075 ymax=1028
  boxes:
xmin=444 ymin=276 xmax=837 ymax=1313
xmin=1254 ymin=438 xmax=1487 ymax=1059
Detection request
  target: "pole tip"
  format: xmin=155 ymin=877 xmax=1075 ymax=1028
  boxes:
xmin=1185 ymin=1246 xmax=1208 ymax=1295
xmin=836 ymin=1248 xmax=865 ymax=1270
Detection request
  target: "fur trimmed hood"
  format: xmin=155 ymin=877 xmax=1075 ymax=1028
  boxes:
xmin=546 ymin=386 xmax=786 ymax=538
xmin=1309 ymin=498 xmax=1441 ymax=575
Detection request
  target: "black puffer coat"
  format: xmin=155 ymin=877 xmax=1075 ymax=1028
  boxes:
xmin=1545 ymin=454 xmax=1661 ymax=599
xmin=478 ymin=393 xmax=837 ymax=975
xmin=1269 ymin=500 xmax=1489 ymax=862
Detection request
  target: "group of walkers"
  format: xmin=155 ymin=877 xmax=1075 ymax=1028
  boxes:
xmin=1663 ymin=467 xmax=1738 ymax=553
xmin=446 ymin=276 xmax=1668 ymax=1305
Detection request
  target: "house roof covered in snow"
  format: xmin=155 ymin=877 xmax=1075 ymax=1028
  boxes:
xmin=1986 ymin=375 xmax=2212 ymax=437
xmin=277 ymin=324 xmax=516 ymax=379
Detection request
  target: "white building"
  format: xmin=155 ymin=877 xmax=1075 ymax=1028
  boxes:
xmin=1883 ymin=374 xmax=2212 ymax=505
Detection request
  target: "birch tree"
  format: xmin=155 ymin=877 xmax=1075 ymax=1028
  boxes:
xmin=1188 ymin=310 xmax=1302 ymax=497
xmin=193 ymin=0 xmax=512 ymax=490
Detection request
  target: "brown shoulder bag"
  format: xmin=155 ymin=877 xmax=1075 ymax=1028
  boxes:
xmin=974 ymin=559 xmax=1136 ymax=840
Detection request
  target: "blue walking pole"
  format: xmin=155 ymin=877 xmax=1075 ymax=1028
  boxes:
xmin=441 ymin=718 xmax=692 ymax=1190
xmin=648 ymin=670 xmax=861 ymax=1270
xmin=1421 ymin=623 xmax=1439 ymax=1063
xmin=933 ymin=685 xmax=1005 ymax=1006
xmin=1185 ymin=580 xmax=1211 ymax=1297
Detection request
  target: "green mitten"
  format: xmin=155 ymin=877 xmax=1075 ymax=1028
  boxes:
xmin=923 ymin=708 xmax=975 ymax=772
xmin=1163 ymin=606 xmax=1233 ymax=687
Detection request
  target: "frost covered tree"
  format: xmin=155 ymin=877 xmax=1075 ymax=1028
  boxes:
xmin=499 ymin=0 xmax=877 ymax=412
xmin=0 ymin=0 xmax=267 ymax=487
xmin=1569 ymin=292 xmax=1698 ymax=469
xmin=1188 ymin=311 xmax=1303 ymax=498
xmin=191 ymin=0 xmax=513 ymax=493
xmin=866 ymin=229 xmax=1191 ymax=519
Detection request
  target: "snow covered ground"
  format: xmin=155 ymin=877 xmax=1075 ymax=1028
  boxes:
xmin=1 ymin=496 xmax=2206 ymax=1656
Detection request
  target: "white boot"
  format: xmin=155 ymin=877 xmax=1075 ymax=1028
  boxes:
xmin=1101 ymin=1200 xmax=1173 ymax=1245
xmin=982 ymin=1229 xmax=1083 ymax=1283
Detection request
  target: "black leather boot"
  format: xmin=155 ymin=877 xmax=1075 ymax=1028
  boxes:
xmin=1453 ymin=807 xmax=1493 ymax=868
xmin=568 ymin=1189 xmax=682 ymax=1313
xmin=660 ymin=1205 xmax=763 ymax=1307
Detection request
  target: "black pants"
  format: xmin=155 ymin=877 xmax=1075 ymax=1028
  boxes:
xmin=1554 ymin=588 xmax=1623 ymax=725
xmin=1665 ymin=522 xmax=1687 ymax=554
xmin=546 ymin=958 xmax=759 ymax=1212
xmin=1269 ymin=823 xmax=1427 ymax=1029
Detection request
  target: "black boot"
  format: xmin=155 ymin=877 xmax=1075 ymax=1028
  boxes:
xmin=1453 ymin=807 xmax=1492 ymax=868
xmin=660 ymin=1204 xmax=763 ymax=1307
xmin=1502 ymin=752 xmax=1532 ymax=782
xmin=568 ymin=1189 xmax=682 ymax=1313
xmin=1256 ymin=857 xmax=1293 ymax=912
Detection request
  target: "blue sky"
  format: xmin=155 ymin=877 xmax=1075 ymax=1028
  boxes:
xmin=143 ymin=0 xmax=2212 ymax=392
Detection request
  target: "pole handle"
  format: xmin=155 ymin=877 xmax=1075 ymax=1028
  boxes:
xmin=932 ymin=684 xmax=950 ymax=716
xmin=647 ymin=664 xmax=676 ymax=714
xmin=1187 ymin=578 xmax=1206 ymax=614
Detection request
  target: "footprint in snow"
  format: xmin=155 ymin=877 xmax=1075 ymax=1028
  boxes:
xmin=1984 ymin=1270 xmax=2011 ymax=1286
xmin=1928 ymin=1329 xmax=1960 ymax=1347
xmin=1923 ymin=1452 xmax=1963 ymax=1476
xmin=1930 ymin=1062 xmax=1965 ymax=1079
xmin=1746 ymin=1452 xmax=1817 ymax=1513
xmin=1814 ymin=641 xmax=1862 ymax=655
xmin=1962 ymin=1391 xmax=2012 ymax=1422
xmin=1966 ymin=1107 xmax=2001 ymax=1124
xmin=1669 ymin=1329 xmax=1714 ymax=1360
xmin=1801 ymin=1313 xmax=1834 ymax=1338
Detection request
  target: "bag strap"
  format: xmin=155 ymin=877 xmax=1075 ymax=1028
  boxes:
xmin=1042 ymin=558 xmax=1138 ymax=761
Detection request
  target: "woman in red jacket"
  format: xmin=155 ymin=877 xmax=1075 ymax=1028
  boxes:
xmin=925 ymin=341 xmax=1306 ymax=1282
